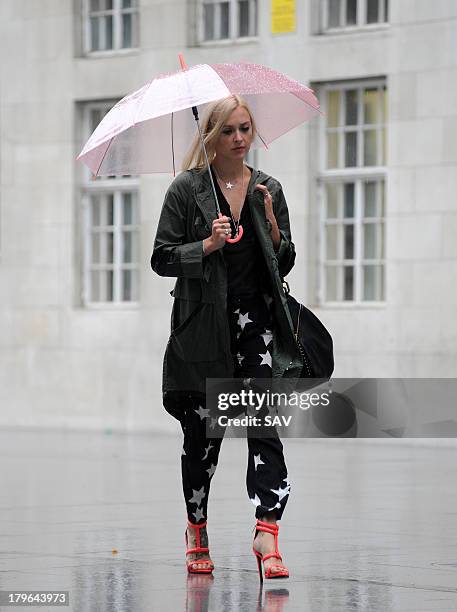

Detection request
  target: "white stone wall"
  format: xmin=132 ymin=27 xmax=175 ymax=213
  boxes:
xmin=0 ymin=0 xmax=455 ymax=432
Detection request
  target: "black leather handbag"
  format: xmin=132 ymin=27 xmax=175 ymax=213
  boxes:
xmin=283 ymin=281 xmax=334 ymax=382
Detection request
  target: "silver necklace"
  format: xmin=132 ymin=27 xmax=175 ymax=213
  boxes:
xmin=213 ymin=166 xmax=239 ymax=190
xmin=213 ymin=165 xmax=245 ymax=238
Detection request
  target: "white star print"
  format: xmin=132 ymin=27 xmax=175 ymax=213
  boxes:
xmin=261 ymin=332 xmax=273 ymax=347
xmin=194 ymin=405 xmax=210 ymax=420
xmin=259 ymin=351 xmax=272 ymax=367
xmin=189 ymin=486 xmax=206 ymax=505
xmin=283 ymin=477 xmax=290 ymax=487
xmin=206 ymin=464 xmax=217 ymax=478
xmin=250 ymin=494 xmax=261 ymax=508
xmin=238 ymin=312 xmax=252 ymax=330
xmin=267 ymin=502 xmax=282 ymax=511
xmin=254 ymin=454 xmax=265 ymax=471
xmin=234 ymin=308 xmax=240 ymax=314
xmin=193 ymin=507 xmax=205 ymax=522
xmin=226 ymin=181 xmax=234 ymax=189
xmin=202 ymin=443 xmax=213 ymax=461
xmin=236 ymin=352 xmax=245 ymax=365
xmin=270 ymin=484 xmax=290 ymax=501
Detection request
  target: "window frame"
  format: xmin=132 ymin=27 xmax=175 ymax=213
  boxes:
xmin=83 ymin=0 xmax=139 ymax=56
xmin=81 ymin=101 xmax=140 ymax=309
xmin=317 ymin=78 xmax=387 ymax=307
xmin=197 ymin=0 xmax=258 ymax=45
xmin=321 ymin=0 xmax=389 ymax=34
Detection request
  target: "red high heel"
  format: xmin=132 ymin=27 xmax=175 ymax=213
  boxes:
xmin=185 ymin=520 xmax=214 ymax=574
xmin=252 ymin=519 xmax=289 ymax=581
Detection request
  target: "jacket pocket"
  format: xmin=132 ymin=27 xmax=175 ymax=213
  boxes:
xmin=193 ymin=214 xmax=211 ymax=241
xmin=169 ymin=300 xmax=219 ymax=362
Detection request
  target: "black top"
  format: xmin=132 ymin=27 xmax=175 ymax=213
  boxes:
xmin=211 ymin=167 xmax=272 ymax=298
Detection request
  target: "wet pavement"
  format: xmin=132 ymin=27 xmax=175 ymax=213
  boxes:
xmin=1 ymin=429 xmax=457 ymax=611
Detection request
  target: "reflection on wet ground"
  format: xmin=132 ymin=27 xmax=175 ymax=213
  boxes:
xmin=1 ymin=430 xmax=457 ymax=611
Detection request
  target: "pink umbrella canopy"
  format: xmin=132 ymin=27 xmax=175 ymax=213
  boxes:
xmin=77 ymin=62 xmax=321 ymax=176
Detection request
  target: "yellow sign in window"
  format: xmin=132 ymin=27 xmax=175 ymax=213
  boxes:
xmin=271 ymin=0 xmax=296 ymax=34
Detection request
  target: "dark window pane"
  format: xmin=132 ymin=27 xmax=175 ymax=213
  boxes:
xmin=363 ymin=265 xmax=383 ymax=300
xmin=220 ymin=2 xmax=229 ymax=38
xmin=90 ymin=109 xmax=104 ymax=132
xmin=122 ymin=13 xmax=132 ymax=47
xmin=91 ymin=196 xmax=101 ymax=226
xmin=252 ymin=0 xmax=258 ymax=35
xmin=91 ymin=233 xmax=100 ymax=264
xmin=384 ymin=0 xmax=389 ymax=21
xmin=104 ymin=0 xmax=113 ymax=10
xmin=104 ymin=15 xmax=113 ymax=49
xmin=123 ymin=232 xmax=132 ymax=263
xmin=90 ymin=0 xmax=100 ymax=12
xmin=123 ymin=193 xmax=133 ymax=224
xmin=347 ymin=0 xmax=357 ymax=25
xmin=122 ymin=0 xmax=132 ymax=8
xmin=363 ymin=223 xmax=377 ymax=258
xmin=123 ymin=270 xmax=131 ymax=300
xmin=107 ymin=195 xmax=114 ymax=225
xmin=90 ymin=16 xmax=99 ymax=50
xmin=204 ymin=3 xmax=215 ymax=39
xmin=345 ymin=90 xmax=358 ymax=125
xmin=327 ymin=90 xmax=340 ymax=127
xmin=344 ymin=224 xmax=354 ymax=259
xmin=344 ymin=183 xmax=354 ymax=217
xmin=326 ymin=183 xmax=339 ymax=218
xmin=367 ymin=0 xmax=379 ymax=23
xmin=364 ymin=88 xmax=378 ymax=125
xmin=106 ymin=232 xmax=114 ymax=264
xmin=239 ymin=0 xmax=249 ymax=36
xmin=106 ymin=270 xmax=114 ymax=301
xmin=345 ymin=132 xmax=357 ymax=167
xmin=344 ymin=266 xmax=354 ymax=300
xmin=327 ymin=132 xmax=339 ymax=168
xmin=91 ymin=271 xmax=100 ymax=301
xmin=364 ymin=181 xmax=377 ymax=216
xmin=328 ymin=0 xmax=340 ymax=27
xmin=364 ymin=130 xmax=377 ymax=166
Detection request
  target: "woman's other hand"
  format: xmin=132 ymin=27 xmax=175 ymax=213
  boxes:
xmin=254 ymin=184 xmax=274 ymax=217
xmin=203 ymin=214 xmax=231 ymax=255
xmin=254 ymin=184 xmax=281 ymax=252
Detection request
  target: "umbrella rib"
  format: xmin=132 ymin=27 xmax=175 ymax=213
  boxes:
xmin=95 ymin=136 xmax=115 ymax=177
xmin=257 ymin=131 xmax=269 ymax=151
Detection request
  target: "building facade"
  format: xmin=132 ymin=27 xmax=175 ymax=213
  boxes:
xmin=0 ymin=0 xmax=456 ymax=431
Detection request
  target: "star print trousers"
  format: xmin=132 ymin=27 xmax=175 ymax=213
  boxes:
xmin=177 ymin=292 xmax=290 ymax=525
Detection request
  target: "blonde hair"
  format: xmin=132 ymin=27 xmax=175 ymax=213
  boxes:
xmin=181 ymin=94 xmax=257 ymax=171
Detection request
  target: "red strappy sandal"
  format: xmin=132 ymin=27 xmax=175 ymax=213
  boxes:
xmin=252 ymin=519 xmax=289 ymax=581
xmin=185 ymin=520 xmax=214 ymax=574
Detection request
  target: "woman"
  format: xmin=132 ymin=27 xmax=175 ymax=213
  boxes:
xmin=151 ymin=95 xmax=303 ymax=580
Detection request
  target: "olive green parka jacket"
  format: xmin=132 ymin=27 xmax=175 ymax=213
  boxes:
xmin=151 ymin=166 xmax=303 ymax=419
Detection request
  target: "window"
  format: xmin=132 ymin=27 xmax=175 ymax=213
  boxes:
xmin=84 ymin=0 xmax=138 ymax=54
xmin=200 ymin=0 xmax=257 ymax=42
xmin=322 ymin=0 xmax=388 ymax=31
xmin=319 ymin=81 xmax=387 ymax=303
xmin=81 ymin=103 xmax=140 ymax=305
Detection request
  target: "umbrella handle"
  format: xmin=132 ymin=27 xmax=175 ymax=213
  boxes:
xmin=218 ymin=212 xmax=243 ymax=243
xmin=226 ymin=225 xmax=243 ymax=243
